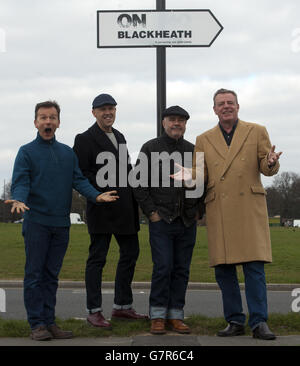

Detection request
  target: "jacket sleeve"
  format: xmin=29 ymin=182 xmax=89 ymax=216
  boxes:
xmin=72 ymin=152 xmax=100 ymax=203
xmin=11 ymin=147 xmax=31 ymax=204
xmin=258 ymin=125 xmax=280 ymax=176
xmin=73 ymin=133 xmax=98 ymax=188
xmin=133 ymin=143 xmax=157 ymax=217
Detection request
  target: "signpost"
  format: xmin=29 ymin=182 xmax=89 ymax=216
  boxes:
xmin=97 ymin=1 xmax=223 ymax=136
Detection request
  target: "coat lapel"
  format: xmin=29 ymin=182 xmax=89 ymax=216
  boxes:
xmin=220 ymin=120 xmax=253 ymax=177
xmin=206 ymin=125 xmax=229 ymax=159
xmin=88 ymin=122 xmax=119 ymax=156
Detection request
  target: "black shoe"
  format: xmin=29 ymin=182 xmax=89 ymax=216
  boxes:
xmin=252 ymin=322 xmax=276 ymax=340
xmin=217 ymin=323 xmax=245 ymax=337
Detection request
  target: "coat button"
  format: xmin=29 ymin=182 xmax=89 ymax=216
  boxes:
xmin=220 ymin=177 xmax=225 ymax=181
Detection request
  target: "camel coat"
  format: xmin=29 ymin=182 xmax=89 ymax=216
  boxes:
xmin=194 ymin=120 xmax=279 ymax=267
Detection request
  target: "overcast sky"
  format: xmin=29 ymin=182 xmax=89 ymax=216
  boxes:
xmin=0 ymin=0 xmax=299 ymax=193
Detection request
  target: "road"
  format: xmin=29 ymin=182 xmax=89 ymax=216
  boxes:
xmin=0 ymin=287 xmax=296 ymax=321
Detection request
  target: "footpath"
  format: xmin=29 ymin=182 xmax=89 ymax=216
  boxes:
xmin=0 ymin=281 xmax=300 ymax=348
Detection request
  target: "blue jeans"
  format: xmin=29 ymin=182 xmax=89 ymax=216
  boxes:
xmin=215 ymin=261 xmax=268 ymax=329
xmin=22 ymin=219 xmax=69 ymax=329
xmin=149 ymin=218 xmax=196 ymax=320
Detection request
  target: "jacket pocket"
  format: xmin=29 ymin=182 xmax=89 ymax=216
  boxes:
xmin=204 ymin=191 xmax=215 ymax=204
xmin=251 ymin=185 xmax=267 ymax=195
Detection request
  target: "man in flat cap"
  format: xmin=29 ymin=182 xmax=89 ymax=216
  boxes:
xmin=134 ymin=106 xmax=204 ymax=335
xmin=73 ymin=94 xmax=148 ymax=329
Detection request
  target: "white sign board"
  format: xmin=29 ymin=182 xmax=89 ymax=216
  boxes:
xmin=97 ymin=10 xmax=223 ymax=48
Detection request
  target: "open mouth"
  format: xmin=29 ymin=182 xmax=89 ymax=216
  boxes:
xmin=44 ymin=128 xmax=52 ymax=133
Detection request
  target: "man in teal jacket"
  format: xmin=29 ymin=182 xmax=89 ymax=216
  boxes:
xmin=6 ymin=100 xmax=118 ymax=341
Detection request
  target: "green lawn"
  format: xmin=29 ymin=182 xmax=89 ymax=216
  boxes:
xmin=0 ymin=223 xmax=299 ymax=283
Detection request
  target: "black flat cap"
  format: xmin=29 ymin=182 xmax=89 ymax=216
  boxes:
xmin=162 ymin=105 xmax=190 ymax=120
xmin=92 ymin=94 xmax=117 ymax=109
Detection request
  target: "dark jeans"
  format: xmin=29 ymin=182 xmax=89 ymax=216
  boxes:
xmin=85 ymin=233 xmax=139 ymax=312
xmin=149 ymin=218 xmax=197 ymax=320
xmin=215 ymin=261 xmax=268 ymax=329
xmin=22 ymin=219 xmax=69 ymax=329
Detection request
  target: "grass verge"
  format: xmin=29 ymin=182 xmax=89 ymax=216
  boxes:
xmin=0 ymin=313 xmax=299 ymax=338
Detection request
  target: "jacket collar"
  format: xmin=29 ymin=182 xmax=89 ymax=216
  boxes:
xmin=161 ymin=132 xmax=184 ymax=146
xmin=88 ymin=122 xmax=120 ymax=154
xmin=36 ymin=132 xmax=56 ymax=145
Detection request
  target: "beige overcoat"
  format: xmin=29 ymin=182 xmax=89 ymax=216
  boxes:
xmin=193 ymin=120 xmax=279 ymax=267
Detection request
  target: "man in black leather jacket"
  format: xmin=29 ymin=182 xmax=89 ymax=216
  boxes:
xmin=134 ymin=105 xmax=204 ymax=335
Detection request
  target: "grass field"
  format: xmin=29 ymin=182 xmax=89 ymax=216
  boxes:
xmin=0 ymin=223 xmax=299 ymax=283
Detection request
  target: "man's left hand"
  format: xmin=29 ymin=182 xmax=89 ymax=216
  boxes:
xmin=268 ymin=145 xmax=282 ymax=167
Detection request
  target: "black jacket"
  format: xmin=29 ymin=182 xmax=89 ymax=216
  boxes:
xmin=73 ymin=122 xmax=139 ymax=234
xmin=133 ymin=133 xmax=204 ymax=227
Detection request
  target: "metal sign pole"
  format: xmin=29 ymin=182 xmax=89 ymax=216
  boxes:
xmin=156 ymin=0 xmax=166 ymax=137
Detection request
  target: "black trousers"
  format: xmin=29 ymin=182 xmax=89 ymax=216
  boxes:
xmin=85 ymin=233 xmax=139 ymax=312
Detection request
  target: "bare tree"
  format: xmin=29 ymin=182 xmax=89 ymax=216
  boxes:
xmin=1 ymin=180 xmax=12 ymax=200
xmin=266 ymin=172 xmax=300 ymax=221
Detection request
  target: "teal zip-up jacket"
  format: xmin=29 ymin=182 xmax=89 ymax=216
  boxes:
xmin=11 ymin=133 xmax=100 ymax=227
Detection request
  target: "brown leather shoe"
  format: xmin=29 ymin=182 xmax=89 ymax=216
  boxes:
xmin=87 ymin=311 xmax=112 ymax=329
xmin=111 ymin=308 xmax=149 ymax=321
xmin=167 ymin=319 xmax=191 ymax=334
xmin=30 ymin=325 xmax=52 ymax=341
xmin=150 ymin=318 xmax=166 ymax=334
xmin=47 ymin=324 xmax=73 ymax=339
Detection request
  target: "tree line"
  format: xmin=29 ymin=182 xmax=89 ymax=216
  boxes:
xmin=1 ymin=171 xmax=300 ymax=223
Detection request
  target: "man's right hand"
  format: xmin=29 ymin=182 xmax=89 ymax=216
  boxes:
xmin=5 ymin=200 xmax=30 ymax=214
xmin=170 ymin=163 xmax=193 ymax=182
xmin=149 ymin=211 xmax=161 ymax=223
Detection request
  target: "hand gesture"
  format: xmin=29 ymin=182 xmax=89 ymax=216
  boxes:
xmin=96 ymin=190 xmax=119 ymax=203
xmin=268 ymin=145 xmax=282 ymax=167
xmin=5 ymin=200 xmax=30 ymax=214
xmin=170 ymin=163 xmax=193 ymax=182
